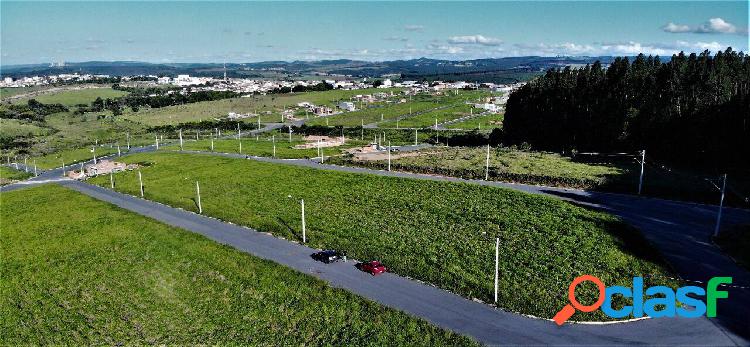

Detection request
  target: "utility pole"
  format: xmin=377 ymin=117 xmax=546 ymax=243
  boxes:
xmin=93 ymin=146 xmax=97 ymax=165
xmin=415 ymin=129 xmax=418 ymax=145
xmin=155 ymin=135 xmax=159 ymax=150
xmin=361 ymin=119 xmax=364 ymax=140
xmin=196 ymin=181 xmax=202 ymax=214
xmin=24 ymin=157 xmax=27 ymax=173
xmin=289 ymin=126 xmax=292 ymax=142
xmin=272 ymin=135 xmax=276 ymax=157
xmin=138 ymin=171 xmax=144 ymax=197
xmin=388 ymin=141 xmax=391 ymax=171
xmin=61 ymin=160 xmax=65 ymax=177
xmin=117 ymin=143 xmax=121 ymax=157
xmin=126 ymin=132 xmax=130 ymax=150
xmin=238 ymin=123 xmax=241 ymax=140
xmin=714 ymin=174 xmax=727 ymax=238
xmin=301 ymin=199 xmax=306 ymax=243
xmin=33 ymin=160 xmax=37 ymax=177
xmin=211 ymin=136 xmax=214 ymax=152
xmin=494 ymin=237 xmax=499 ymax=303
xmin=179 ymin=129 xmax=183 ymax=151
xmin=110 ymin=172 xmax=114 ymax=188
xmin=485 ymin=144 xmax=490 ymax=180
xmin=638 ymin=150 xmax=645 ymax=195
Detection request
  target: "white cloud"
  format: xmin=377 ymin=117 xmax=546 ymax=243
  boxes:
xmin=662 ymin=22 xmax=691 ymax=33
xmin=695 ymin=18 xmax=737 ymax=34
xmin=662 ymin=18 xmax=742 ymax=35
xmin=383 ymin=36 xmax=409 ymax=42
xmin=448 ymin=35 xmax=503 ymax=46
xmin=511 ymin=40 xmax=728 ymax=56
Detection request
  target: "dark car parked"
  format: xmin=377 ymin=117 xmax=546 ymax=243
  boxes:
xmin=311 ymin=250 xmax=344 ymax=264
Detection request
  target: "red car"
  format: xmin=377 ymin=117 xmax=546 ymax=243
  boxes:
xmin=359 ymin=260 xmax=387 ymax=275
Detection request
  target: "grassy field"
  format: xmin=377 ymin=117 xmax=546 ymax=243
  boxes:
xmin=33 ymin=146 xmax=121 ymax=170
xmin=122 ymin=88 xmax=401 ymax=126
xmin=306 ymin=90 xmax=493 ymax=127
xmin=380 ymin=104 xmax=475 ymax=129
xmin=0 ymin=165 xmax=33 ymax=185
xmin=445 ymin=113 xmax=505 ymax=130
xmin=0 ymin=118 xmax=53 ymax=138
xmin=12 ymin=87 xmax=129 ymax=106
xmin=0 ymin=184 xmax=474 ymax=345
xmin=335 ymin=146 xmax=624 ymax=189
xmin=89 ymin=152 xmax=677 ymax=321
xmin=160 ymin=136 xmax=364 ymax=159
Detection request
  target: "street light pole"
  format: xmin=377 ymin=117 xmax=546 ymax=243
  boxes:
xmin=713 ymin=174 xmax=727 ymax=238
xmin=638 ymin=150 xmax=645 ymax=195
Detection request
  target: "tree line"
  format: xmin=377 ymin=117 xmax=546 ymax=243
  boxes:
xmin=502 ymin=48 xmax=749 ymax=169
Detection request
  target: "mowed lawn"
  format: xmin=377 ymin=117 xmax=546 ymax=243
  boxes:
xmin=90 ymin=152 xmax=677 ymax=321
xmin=0 ymin=184 xmax=475 ymax=345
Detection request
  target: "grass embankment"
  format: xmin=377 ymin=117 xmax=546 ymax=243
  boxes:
xmin=0 ymin=165 xmax=33 ymax=185
xmin=445 ymin=113 xmax=505 ymax=130
xmin=333 ymin=146 xmax=624 ymax=189
xmin=90 ymin=152 xmax=677 ymax=321
xmin=0 ymin=184 xmax=475 ymax=345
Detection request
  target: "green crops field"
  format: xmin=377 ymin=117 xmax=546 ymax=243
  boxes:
xmin=0 ymin=184 xmax=474 ymax=345
xmin=13 ymin=87 xmax=129 ymax=106
xmin=445 ymin=113 xmax=505 ymax=130
xmin=90 ymin=152 xmax=677 ymax=321
xmin=334 ymin=146 xmax=625 ymax=189
xmin=0 ymin=165 xmax=32 ymax=185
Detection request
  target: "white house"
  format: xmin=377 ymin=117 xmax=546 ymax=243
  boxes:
xmin=338 ymin=101 xmax=356 ymax=112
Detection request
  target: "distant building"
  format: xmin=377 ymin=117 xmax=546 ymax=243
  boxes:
xmin=338 ymin=101 xmax=356 ymax=112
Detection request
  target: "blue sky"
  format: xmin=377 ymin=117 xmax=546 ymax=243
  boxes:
xmin=1 ymin=1 xmax=748 ymax=65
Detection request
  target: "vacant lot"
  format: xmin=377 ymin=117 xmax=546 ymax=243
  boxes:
xmin=0 ymin=118 xmax=52 ymax=138
xmin=13 ymin=87 xmax=129 ymax=106
xmin=160 ymin=136 xmax=362 ymax=159
xmin=0 ymin=184 xmax=473 ymax=345
xmin=122 ymin=88 xmax=400 ymax=126
xmin=90 ymin=152 xmax=677 ymax=321
xmin=445 ymin=113 xmax=505 ymax=130
xmin=33 ymin=146 xmax=120 ymax=170
xmin=334 ymin=146 xmax=624 ymax=189
xmin=380 ymin=104 xmax=475 ymax=129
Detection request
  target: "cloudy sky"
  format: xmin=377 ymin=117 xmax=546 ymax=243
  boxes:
xmin=1 ymin=1 xmax=747 ymax=65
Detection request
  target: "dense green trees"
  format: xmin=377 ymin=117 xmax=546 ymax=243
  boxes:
xmin=503 ymin=48 xmax=749 ymax=169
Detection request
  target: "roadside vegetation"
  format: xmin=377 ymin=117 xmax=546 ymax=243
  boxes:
xmin=0 ymin=165 xmax=32 ymax=185
xmin=0 ymin=184 xmax=475 ymax=345
xmin=89 ymin=152 xmax=678 ymax=321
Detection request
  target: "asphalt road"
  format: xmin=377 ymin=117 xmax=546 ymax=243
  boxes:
xmin=3 ymin=146 xmax=749 ymax=345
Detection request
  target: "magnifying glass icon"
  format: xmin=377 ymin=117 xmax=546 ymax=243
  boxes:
xmin=553 ymin=275 xmax=606 ymax=326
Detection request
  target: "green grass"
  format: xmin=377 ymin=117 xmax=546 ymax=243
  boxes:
xmin=122 ymin=88 xmax=401 ymax=126
xmin=306 ymin=90 xmax=493 ymax=127
xmin=0 ymin=118 xmax=52 ymax=138
xmin=336 ymin=146 xmax=624 ymax=189
xmin=89 ymin=152 xmax=677 ymax=321
xmin=445 ymin=113 xmax=505 ymax=130
xmin=33 ymin=146 xmax=121 ymax=170
xmin=380 ymin=104 xmax=475 ymax=129
xmin=0 ymin=184 xmax=474 ymax=345
xmin=160 ymin=136 xmax=361 ymax=159
xmin=12 ymin=87 xmax=129 ymax=106
xmin=0 ymin=165 xmax=32 ymax=185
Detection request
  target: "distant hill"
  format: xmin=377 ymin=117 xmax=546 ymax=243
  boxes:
xmin=0 ymin=56 xmax=617 ymax=83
